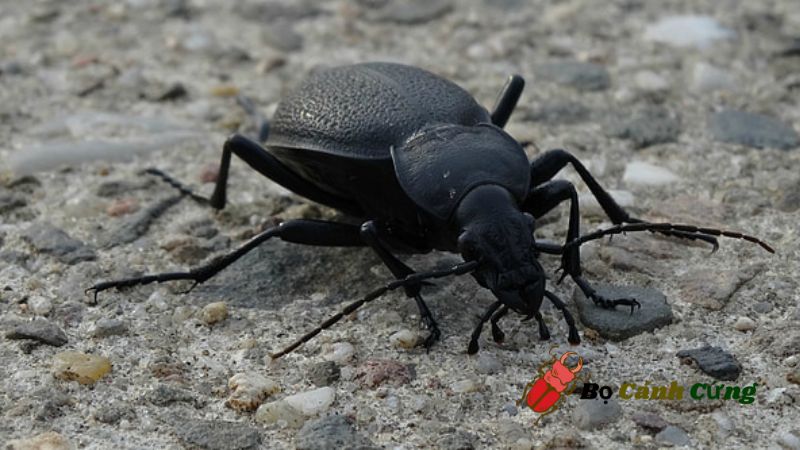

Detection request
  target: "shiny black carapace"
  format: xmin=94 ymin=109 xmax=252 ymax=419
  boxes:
xmin=89 ymin=63 xmax=773 ymax=357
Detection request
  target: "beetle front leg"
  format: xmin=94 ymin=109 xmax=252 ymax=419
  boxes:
xmin=360 ymin=220 xmax=441 ymax=349
xmin=523 ymin=180 xmax=640 ymax=316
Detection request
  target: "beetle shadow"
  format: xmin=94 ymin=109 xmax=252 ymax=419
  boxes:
xmin=193 ymin=239 xmax=384 ymax=310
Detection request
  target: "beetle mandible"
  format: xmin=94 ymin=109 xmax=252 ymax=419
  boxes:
xmin=88 ymin=62 xmax=773 ymax=357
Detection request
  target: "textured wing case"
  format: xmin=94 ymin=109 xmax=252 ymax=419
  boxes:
xmin=268 ymin=63 xmax=490 ymax=158
xmin=391 ymin=123 xmax=531 ymax=221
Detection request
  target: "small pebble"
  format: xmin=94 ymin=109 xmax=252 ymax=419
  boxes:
xmin=356 ymin=359 xmax=415 ymax=388
xmin=535 ymin=61 xmax=610 ymax=91
xmin=295 ymin=415 xmax=376 ymax=450
xmin=172 ymin=419 xmax=261 ymax=450
xmin=778 ymin=431 xmax=800 ymax=450
xmin=643 ymin=15 xmax=733 ymax=49
xmin=677 ymin=346 xmax=741 ymax=381
xmin=655 ymin=425 xmax=691 ymax=447
xmin=709 ymin=110 xmax=799 ymax=150
xmin=573 ymin=284 xmax=673 ymax=341
xmin=201 ymin=302 xmax=228 ymax=325
xmin=255 ymin=400 xmax=305 ymax=428
xmin=308 ymin=361 xmax=340 ymax=386
xmin=325 ymin=342 xmax=355 ymax=363
xmin=284 ymin=387 xmax=335 ymax=416
xmin=210 ymin=85 xmax=240 ymax=97
xmin=28 ymin=296 xmax=53 ymax=315
xmin=52 ymin=351 xmax=112 ymax=385
xmin=632 ymin=411 xmax=669 ymax=433
xmin=734 ymin=316 xmax=756 ymax=332
xmin=4 ymin=431 xmax=71 ymax=450
xmin=146 ymin=384 xmax=198 ymax=407
xmin=370 ymin=0 xmax=452 ymax=24
xmin=502 ymin=402 xmax=518 ymax=416
xmin=92 ymin=318 xmax=127 ymax=337
xmin=7 ymin=319 xmax=68 ymax=347
xmin=389 ymin=329 xmax=418 ymax=349
xmin=450 ymin=378 xmax=481 ymax=393
xmin=226 ymin=372 xmax=280 ymax=412
xmin=21 ymin=223 xmax=95 ymax=265
xmin=573 ymin=397 xmax=622 ymax=430
xmin=623 ymin=161 xmax=680 ymax=186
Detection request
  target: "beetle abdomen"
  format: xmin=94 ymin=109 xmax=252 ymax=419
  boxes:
xmin=268 ymin=62 xmax=491 ymax=158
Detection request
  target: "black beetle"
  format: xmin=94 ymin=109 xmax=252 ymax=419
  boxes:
xmin=88 ymin=62 xmax=773 ymax=357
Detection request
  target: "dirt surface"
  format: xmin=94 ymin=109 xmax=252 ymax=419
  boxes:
xmin=1 ymin=1 xmax=799 ymax=449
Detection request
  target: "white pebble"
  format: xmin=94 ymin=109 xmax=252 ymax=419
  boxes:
xmin=28 ymin=296 xmax=53 ymax=315
xmin=690 ymin=62 xmax=736 ymax=93
xmin=389 ymin=329 xmax=418 ymax=349
xmin=284 ymin=387 xmax=335 ymax=416
xmin=643 ymin=15 xmax=734 ymax=49
xmin=733 ymin=316 xmax=756 ymax=332
xmin=450 ymin=378 xmax=481 ymax=393
xmin=255 ymin=400 xmax=305 ymax=428
xmin=623 ymin=161 xmax=680 ymax=186
xmin=325 ymin=342 xmax=355 ymax=363
xmin=634 ymin=71 xmax=670 ymax=93
xmin=785 ymin=355 xmax=798 ymax=367
xmin=225 ymin=372 xmax=280 ymax=412
xmin=778 ymin=432 xmax=800 ymax=450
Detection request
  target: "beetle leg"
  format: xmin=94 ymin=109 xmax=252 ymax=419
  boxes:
xmin=87 ymin=219 xmax=364 ymax=301
xmin=360 ymin=220 xmax=440 ymax=349
xmin=543 ymin=290 xmax=580 ymax=345
xmin=528 ymin=148 xmax=719 ymax=248
xmin=573 ymin=275 xmax=640 ymax=315
xmin=467 ymin=301 xmax=503 ymax=354
xmin=209 ymin=134 xmax=361 ymax=214
xmin=490 ymin=305 xmax=509 ymax=343
xmin=490 ymin=74 xmax=525 ymax=128
xmin=522 ymin=179 xmax=581 ymax=282
xmin=532 ymin=310 xmax=550 ymax=340
xmin=525 ymin=180 xmax=641 ymax=313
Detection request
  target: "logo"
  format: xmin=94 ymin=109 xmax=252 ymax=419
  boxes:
xmin=517 ymin=350 xmax=585 ymax=423
xmin=517 ymin=350 xmax=759 ymax=425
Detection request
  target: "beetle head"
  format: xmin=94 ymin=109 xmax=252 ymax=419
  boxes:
xmin=455 ymin=184 xmax=546 ymax=315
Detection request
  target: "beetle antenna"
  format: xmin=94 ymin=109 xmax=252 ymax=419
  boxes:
xmin=565 ymin=222 xmax=774 ymax=254
xmin=270 ymin=260 xmax=480 ymax=359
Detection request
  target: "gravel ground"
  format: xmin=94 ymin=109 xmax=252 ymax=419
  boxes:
xmin=1 ymin=1 xmax=799 ymax=449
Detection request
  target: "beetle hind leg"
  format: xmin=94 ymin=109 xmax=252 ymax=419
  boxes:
xmin=360 ymin=220 xmax=442 ymax=349
xmin=490 ymin=74 xmax=525 ymax=128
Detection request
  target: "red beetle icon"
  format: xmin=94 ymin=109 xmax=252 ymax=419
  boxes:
xmin=518 ymin=350 xmax=584 ymax=420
